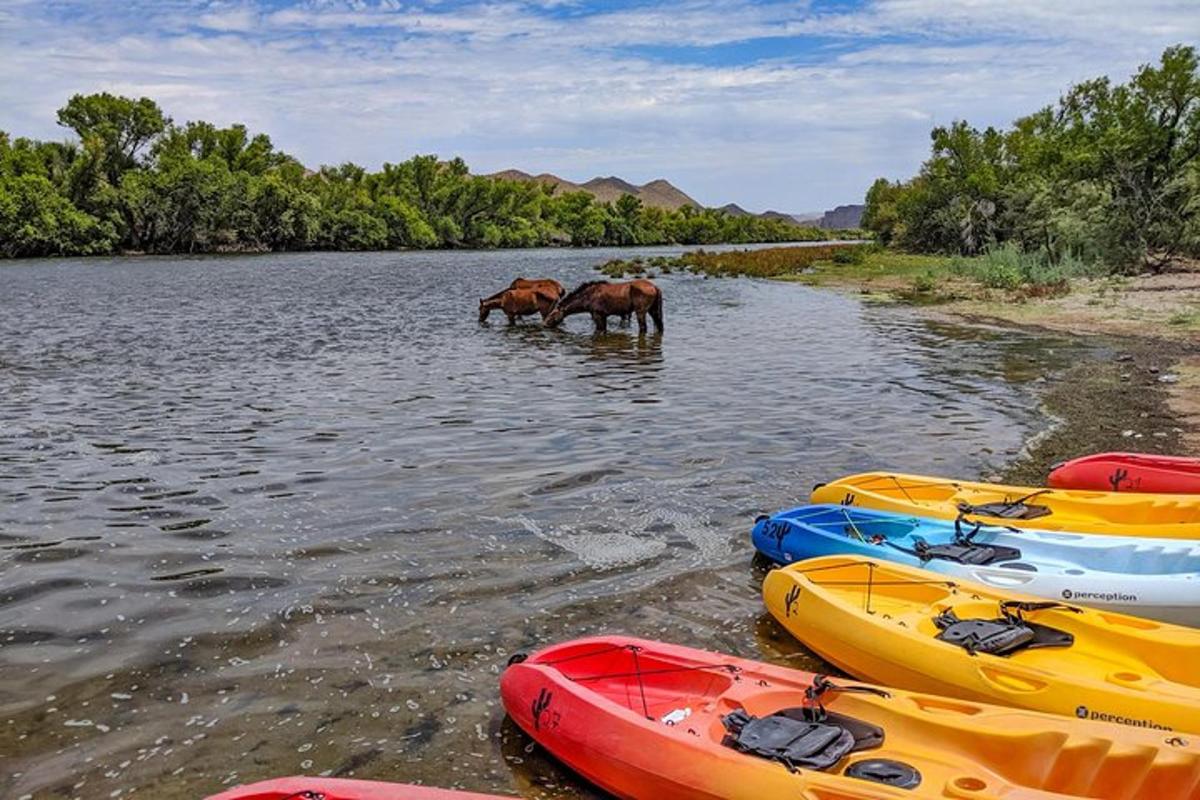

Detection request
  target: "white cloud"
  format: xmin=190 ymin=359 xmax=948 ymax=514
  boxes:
xmin=0 ymin=0 xmax=1196 ymax=210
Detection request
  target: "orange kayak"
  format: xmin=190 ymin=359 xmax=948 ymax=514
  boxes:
xmin=501 ymin=635 xmax=1200 ymax=799
xmin=206 ymin=777 xmax=513 ymax=799
xmin=1049 ymin=452 xmax=1200 ymax=494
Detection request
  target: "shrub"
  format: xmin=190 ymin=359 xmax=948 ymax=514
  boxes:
xmin=954 ymin=242 xmax=1093 ymax=292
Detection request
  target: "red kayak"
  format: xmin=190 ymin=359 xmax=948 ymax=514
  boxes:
xmin=1048 ymin=452 xmax=1200 ymax=493
xmin=206 ymin=777 xmax=512 ymax=800
xmin=501 ymin=635 xmax=1200 ymax=800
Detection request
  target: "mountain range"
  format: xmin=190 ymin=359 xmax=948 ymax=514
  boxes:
xmin=489 ymin=169 xmax=862 ymax=228
xmin=488 ymin=170 xmax=700 ymax=210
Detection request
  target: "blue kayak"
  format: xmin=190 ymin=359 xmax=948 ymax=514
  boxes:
xmin=751 ymin=504 xmax=1200 ymax=626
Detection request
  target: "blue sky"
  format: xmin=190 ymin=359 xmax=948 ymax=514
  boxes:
xmin=1 ymin=0 xmax=1197 ymax=211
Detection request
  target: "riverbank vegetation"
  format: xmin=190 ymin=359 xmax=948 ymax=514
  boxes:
xmin=0 ymin=95 xmax=842 ymax=259
xmin=862 ymin=45 xmax=1200 ymax=275
xmin=598 ymin=243 xmax=873 ymax=279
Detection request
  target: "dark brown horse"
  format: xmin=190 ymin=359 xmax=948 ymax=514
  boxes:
xmin=509 ymin=277 xmax=565 ymax=299
xmin=479 ymin=287 xmax=558 ymax=325
xmin=544 ymin=279 xmax=663 ymax=333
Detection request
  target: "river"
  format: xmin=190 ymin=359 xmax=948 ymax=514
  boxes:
xmin=0 ymin=246 xmax=1087 ymax=799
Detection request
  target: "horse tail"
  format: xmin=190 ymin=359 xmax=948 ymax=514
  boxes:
xmin=649 ymin=286 xmax=664 ymax=331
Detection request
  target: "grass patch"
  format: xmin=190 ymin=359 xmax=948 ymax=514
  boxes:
xmin=596 ymin=243 xmax=876 ymax=279
xmin=597 ymin=243 xmax=1124 ymax=310
xmin=1167 ymin=307 xmax=1200 ymax=328
xmin=950 ymin=243 xmax=1101 ymax=296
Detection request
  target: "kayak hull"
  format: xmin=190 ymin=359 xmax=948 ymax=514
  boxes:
xmin=501 ymin=635 xmax=1200 ymax=799
xmin=763 ymin=556 xmax=1200 ymax=736
xmin=811 ymin=471 xmax=1200 ymax=539
xmin=206 ymin=778 xmax=511 ymax=800
xmin=751 ymin=504 xmax=1200 ymax=626
xmin=1049 ymin=452 xmax=1200 ymax=494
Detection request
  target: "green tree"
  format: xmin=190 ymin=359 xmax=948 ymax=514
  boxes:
xmin=0 ymin=173 xmax=114 ymax=257
xmin=57 ymin=93 xmax=168 ymax=185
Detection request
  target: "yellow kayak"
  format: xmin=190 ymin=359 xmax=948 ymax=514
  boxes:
xmin=811 ymin=471 xmax=1200 ymax=539
xmin=764 ymin=556 xmax=1200 ymax=734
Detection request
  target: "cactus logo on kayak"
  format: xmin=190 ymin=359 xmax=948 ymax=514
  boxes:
xmin=841 ymin=493 xmax=855 ymax=506
xmin=1061 ymin=588 xmax=1137 ymax=602
xmin=784 ymin=586 xmax=801 ymax=617
xmin=1073 ymin=704 xmax=1169 ymax=730
xmin=532 ymin=688 xmax=560 ymax=731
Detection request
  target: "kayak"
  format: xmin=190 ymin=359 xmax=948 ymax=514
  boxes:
xmin=811 ymin=471 xmax=1200 ymax=539
xmin=763 ymin=556 xmax=1200 ymax=736
xmin=206 ymin=777 xmax=512 ymax=800
xmin=501 ymin=634 xmax=1200 ymax=799
xmin=751 ymin=504 xmax=1200 ymax=625
xmin=1049 ymin=452 xmax=1200 ymax=494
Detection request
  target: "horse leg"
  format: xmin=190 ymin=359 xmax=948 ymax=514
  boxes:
xmin=592 ymin=312 xmax=607 ymax=332
xmin=650 ymin=293 xmax=664 ymax=332
xmin=636 ymin=309 xmax=647 ymax=334
xmin=506 ymin=312 xmax=516 ymax=326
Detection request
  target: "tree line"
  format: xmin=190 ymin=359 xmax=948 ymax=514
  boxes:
xmin=862 ymin=45 xmax=1200 ymax=273
xmin=0 ymin=94 xmax=836 ymax=259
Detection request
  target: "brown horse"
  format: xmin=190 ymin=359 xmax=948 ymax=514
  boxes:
xmin=544 ymin=279 xmax=663 ymax=333
xmin=509 ymin=277 xmax=565 ymax=299
xmin=479 ymin=287 xmax=558 ymax=325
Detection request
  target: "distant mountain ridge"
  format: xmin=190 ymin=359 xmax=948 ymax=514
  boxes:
xmin=488 ymin=169 xmax=701 ymax=211
xmin=817 ymin=204 xmax=865 ymax=229
xmin=488 ymin=169 xmax=861 ymax=228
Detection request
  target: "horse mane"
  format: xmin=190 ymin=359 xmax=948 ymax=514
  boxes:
xmin=481 ymin=287 xmax=510 ymax=304
xmin=558 ymin=280 xmax=608 ymax=307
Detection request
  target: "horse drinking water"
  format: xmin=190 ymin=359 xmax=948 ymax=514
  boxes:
xmin=543 ymin=279 xmax=663 ymax=333
xmin=479 ymin=287 xmax=559 ymax=325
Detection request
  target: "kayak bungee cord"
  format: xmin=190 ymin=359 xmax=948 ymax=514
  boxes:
xmin=791 ymin=560 xmax=961 ymax=614
xmin=858 ymin=473 xmax=965 ymax=502
xmin=838 ymin=506 xmax=868 ymax=542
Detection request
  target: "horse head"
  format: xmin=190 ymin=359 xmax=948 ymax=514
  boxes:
xmin=543 ymin=301 xmax=566 ymax=328
xmin=544 ymin=281 xmax=605 ymax=328
xmin=479 ymin=297 xmax=491 ymax=322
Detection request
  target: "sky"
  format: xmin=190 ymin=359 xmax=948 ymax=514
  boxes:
xmin=1 ymin=1 xmax=1197 ymax=212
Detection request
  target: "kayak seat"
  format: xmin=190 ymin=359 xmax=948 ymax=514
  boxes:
xmin=957 ymin=501 xmax=1051 ymax=520
xmin=911 ymin=537 xmax=1021 ymax=566
xmin=722 ymin=708 xmax=883 ymax=771
xmin=934 ymin=608 xmax=1074 ymax=656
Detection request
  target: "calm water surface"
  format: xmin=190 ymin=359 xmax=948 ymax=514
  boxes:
xmin=0 ymin=248 xmax=1086 ymax=799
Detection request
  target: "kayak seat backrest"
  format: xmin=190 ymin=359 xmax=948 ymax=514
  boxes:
xmin=912 ymin=537 xmax=1021 ymax=566
xmin=958 ymin=501 xmax=1051 ymax=520
xmin=722 ymin=708 xmax=883 ymax=771
xmin=933 ymin=609 xmax=1073 ymax=656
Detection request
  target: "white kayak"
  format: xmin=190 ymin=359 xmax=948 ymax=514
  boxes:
xmin=751 ymin=504 xmax=1200 ymax=627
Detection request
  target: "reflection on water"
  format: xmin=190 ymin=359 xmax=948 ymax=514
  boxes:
xmin=0 ymin=247 xmax=1087 ymax=798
